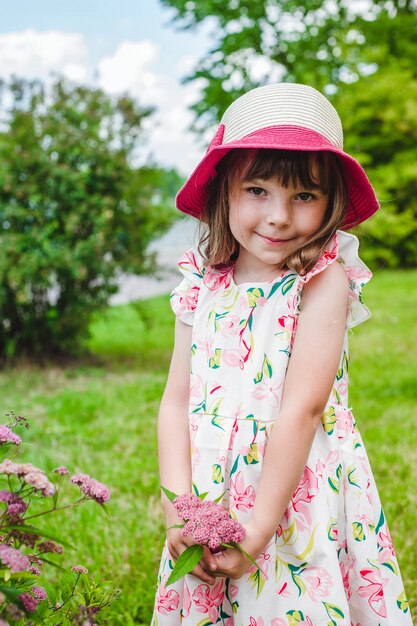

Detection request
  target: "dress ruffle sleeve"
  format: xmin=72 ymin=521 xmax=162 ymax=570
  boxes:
xmin=297 ymin=230 xmax=372 ymax=328
xmin=170 ymin=248 xmax=205 ymax=325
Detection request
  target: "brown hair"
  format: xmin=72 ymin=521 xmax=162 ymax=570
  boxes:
xmin=198 ymin=148 xmax=348 ymax=275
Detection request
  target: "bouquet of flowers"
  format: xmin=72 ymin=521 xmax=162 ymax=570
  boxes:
xmin=162 ymin=487 xmax=258 ymax=585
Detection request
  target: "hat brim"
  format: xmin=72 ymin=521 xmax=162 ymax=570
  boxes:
xmin=176 ymin=125 xmax=379 ymax=230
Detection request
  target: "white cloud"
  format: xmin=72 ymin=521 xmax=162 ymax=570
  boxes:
xmin=0 ymin=29 xmax=205 ymax=174
xmin=0 ymin=29 xmax=91 ymax=82
xmin=97 ymin=41 xmax=204 ymax=173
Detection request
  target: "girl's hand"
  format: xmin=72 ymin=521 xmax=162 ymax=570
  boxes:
xmin=166 ymin=526 xmax=216 ymax=585
xmin=201 ymin=521 xmax=270 ymax=580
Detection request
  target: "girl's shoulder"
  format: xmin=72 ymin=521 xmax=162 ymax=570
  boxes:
xmin=298 ymin=231 xmax=372 ymax=328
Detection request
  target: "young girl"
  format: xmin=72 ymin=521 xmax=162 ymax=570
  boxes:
xmin=152 ymin=83 xmax=412 ymax=625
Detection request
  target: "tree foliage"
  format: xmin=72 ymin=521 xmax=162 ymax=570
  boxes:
xmin=0 ymin=78 xmax=180 ymax=360
xmin=161 ymin=0 xmax=417 ymax=267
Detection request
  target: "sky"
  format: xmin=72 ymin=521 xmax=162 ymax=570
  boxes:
xmin=0 ymin=0 xmax=213 ymax=174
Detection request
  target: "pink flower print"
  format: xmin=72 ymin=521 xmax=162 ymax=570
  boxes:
xmin=172 ymin=284 xmax=200 ymax=318
xmin=222 ymin=349 xmax=240 ymax=368
xmin=378 ymin=528 xmax=396 ymax=564
xmin=339 ymin=562 xmax=352 ymax=600
xmin=334 ymin=377 xmax=348 ymax=402
xmin=217 ymin=314 xmax=240 ymax=336
xmin=252 ymin=378 xmax=282 ymax=408
xmin=197 ymin=334 xmax=215 ymax=360
xmin=192 ymin=580 xmax=224 ymax=623
xmin=271 ymin=620 xmax=287 ymax=626
xmin=249 ymin=618 xmax=265 ymax=626
xmin=248 ymin=551 xmax=272 ymax=578
xmin=289 ymin=466 xmax=319 ymax=528
xmin=315 ymin=451 xmax=339 ymax=482
xmin=204 ymin=266 xmax=232 ymax=290
xmin=189 ymin=373 xmax=206 ymax=403
xmin=230 ymin=471 xmax=255 ymax=512
xmin=256 ymin=296 xmax=267 ymax=306
xmin=336 ymin=409 xmax=355 ymax=439
xmin=277 ymin=314 xmax=296 ymax=330
xmin=366 ymin=478 xmax=373 ymax=505
xmin=182 ymin=580 xmax=191 ymax=618
xmin=303 ymin=566 xmax=333 ymax=600
xmin=357 ymin=568 xmax=388 ymax=617
xmin=156 ymin=583 xmax=180 ymax=615
xmin=277 ymin=582 xmax=291 ymax=598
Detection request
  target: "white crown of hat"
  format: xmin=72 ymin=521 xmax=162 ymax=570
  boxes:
xmin=221 ymin=83 xmax=343 ymax=149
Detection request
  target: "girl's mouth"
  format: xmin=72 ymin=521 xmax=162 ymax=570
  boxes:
xmin=257 ymin=233 xmax=292 ymax=245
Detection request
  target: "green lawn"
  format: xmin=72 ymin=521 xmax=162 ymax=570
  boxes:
xmin=0 ymin=270 xmax=416 ymax=624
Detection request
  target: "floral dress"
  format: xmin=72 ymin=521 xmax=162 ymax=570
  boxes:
xmin=152 ymin=231 xmax=412 ymax=626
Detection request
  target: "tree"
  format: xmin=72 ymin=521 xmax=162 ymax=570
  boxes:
xmin=0 ymin=77 xmax=180 ymax=359
xmin=161 ymin=0 xmax=417 ymax=266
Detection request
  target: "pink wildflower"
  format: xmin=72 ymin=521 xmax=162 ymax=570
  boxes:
xmin=173 ymin=494 xmax=246 ymax=551
xmin=0 ymin=619 xmax=8 ymax=626
xmin=28 ymin=566 xmax=41 ymax=576
xmin=31 ymin=586 xmax=47 ymax=601
xmin=0 ymin=545 xmax=30 ymax=572
xmin=70 ymin=474 xmax=110 ymax=504
xmin=0 ymin=459 xmax=19 ymax=475
xmin=71 ymin=564 xmax=88 ymax=574
xmin=0 ymin=425 xmax=21 ymax=445
xmin=19 ymin=592 xmax=38 ymax=612
xmin=0 ymin=490 xmax=12 ymax=502
xmin=7 ymin=498 xmax=28 ymax=517
xmin=38 ymin=540 xmax=63 ymax=554
xmin=53 ymin=466 xmax=70 ymax=475
xmin=24 ymin=471 xmax=55 ymax=497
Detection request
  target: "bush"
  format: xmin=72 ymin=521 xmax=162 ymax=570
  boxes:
xmin=0 ymin=411 xmax=116 ymax=625
xmin=0 ymin=78 xmax=180 ymax=360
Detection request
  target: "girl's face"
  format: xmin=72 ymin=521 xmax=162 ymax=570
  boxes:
xmin=229 ymin=176 xmax=328 ymax=281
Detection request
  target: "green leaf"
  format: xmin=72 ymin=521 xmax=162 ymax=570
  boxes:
xmin=160 ymin=486 xmax=178 ymax=502
xmin=197 ymin=491 xmax=209 ymax=500
xmin=4 ymin=524 xmax=75 ymax=550
xmin=166 ymin=544 xmax=203 ymax=586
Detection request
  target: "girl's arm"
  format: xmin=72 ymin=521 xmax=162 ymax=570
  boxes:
xmin=158 ymin=317 xmax=216 ymax=584
xmin=206 ymin=261 xmax=349 ymax=578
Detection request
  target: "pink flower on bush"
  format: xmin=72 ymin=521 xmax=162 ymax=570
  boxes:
xmin=31 ymin=586 xmax=47 ymax=601
xmin=0 ymin=425 xmax=21 ymax=445
xmin=0 ymin=545 xmax=30 ymax=572
xmin=53 ymin=466 xmax=70 ymax=475
xmin=229 ymin=471 xmax=255 ymax=512
xmin=19 ymin=592 xmax=38 ymax=612
xmin=71 ymin=565 xmax=88 ymax=575
xmin=192 ymin=580 xmax=224 ymax=623
xmin=70 ymin=474 xmax=110 ymax=504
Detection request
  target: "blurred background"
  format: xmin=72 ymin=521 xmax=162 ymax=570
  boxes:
xmin=0 ymin=1 xmax=416 ymax=624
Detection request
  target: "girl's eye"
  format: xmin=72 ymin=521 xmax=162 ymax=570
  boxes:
xmin=297 ymin=192 xmax=315 ymax=202
xmin=247 ymin=187 xmax=266 ymax=196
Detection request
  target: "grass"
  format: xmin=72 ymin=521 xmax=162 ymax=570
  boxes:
xmin=0 ymin=271 xmax=416 ymax=623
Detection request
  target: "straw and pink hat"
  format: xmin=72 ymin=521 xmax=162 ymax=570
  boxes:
xmin=176 ymin=83 xmax=378 ymax=229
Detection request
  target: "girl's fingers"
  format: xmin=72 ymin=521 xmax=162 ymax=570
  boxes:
xmin=191 ymin=563 xmax=216 ymax=584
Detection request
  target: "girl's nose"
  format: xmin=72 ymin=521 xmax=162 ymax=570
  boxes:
xmin=266 ymin=199 xmax=291 ymax=227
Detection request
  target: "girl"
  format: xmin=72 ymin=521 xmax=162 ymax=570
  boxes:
xmin=152 ymin=83 xmax=412 ymax=625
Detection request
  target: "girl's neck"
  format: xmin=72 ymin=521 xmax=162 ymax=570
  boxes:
xmin=232 ymin=257 xmax=287 ymax=285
